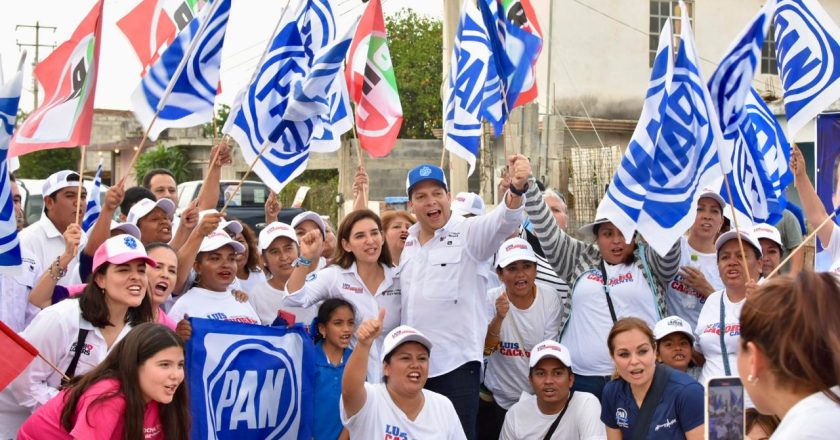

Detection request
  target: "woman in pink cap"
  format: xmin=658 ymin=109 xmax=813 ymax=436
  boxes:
xmin=0 ymin=234 xmax=157 ymax=438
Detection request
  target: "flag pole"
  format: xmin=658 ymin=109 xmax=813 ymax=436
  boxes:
xmin=120 ymin=0 xmax=225 ymax=186
xmin=721 ymin=173 xmax=753 ymax=283
xmin=75 ymin=147 xmax=86 ymax=224
xmin=37 ymin=352 xmax=71 ymax=383
xmin=219 ymin=140 xmax=273 ymax=214
xmin=765 ymin=211 xmax=837 ymax=279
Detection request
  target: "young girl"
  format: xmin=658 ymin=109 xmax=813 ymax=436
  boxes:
xmin=312 ymin=299 xmax=355 ymax=440
xmin=146 ymin=243 xmax=179 ymax=330
xmin=653 ymin=315 xmax=701 ymax=380
xmin=18 ymin=323 xmax=190 ymax=439
xmin=0 ymin=234 xmax=156 ymax=438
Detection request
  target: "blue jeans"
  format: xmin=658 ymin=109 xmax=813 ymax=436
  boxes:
xmin=425 ymin=361 xmax=481 ymax=440
xmin=573 ymin=374 xmax=612 ymax=401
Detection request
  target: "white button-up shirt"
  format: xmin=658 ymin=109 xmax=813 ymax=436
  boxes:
xmin=0 ymin=249 xmax=41 ymax=332
xmin=284 ymin=262 xmax=401 ymax=382
xmin=19 ymin=213 xmax=83 ymax=287
xmin=400 ymin=198 xmax=524 ymax=377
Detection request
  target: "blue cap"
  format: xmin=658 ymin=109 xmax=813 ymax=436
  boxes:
xmin=406 ymin=164 xmax=448 ymax=196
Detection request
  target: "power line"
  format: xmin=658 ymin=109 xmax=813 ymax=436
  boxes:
xmin=15 ymin=21 xmax=56 ymax=109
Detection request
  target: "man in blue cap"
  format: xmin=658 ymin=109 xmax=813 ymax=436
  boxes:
xmin=399 ymin=154 xmax=532 ymax=439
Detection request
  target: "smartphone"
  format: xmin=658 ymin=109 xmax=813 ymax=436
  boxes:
xmin=706 ymin=377 xmax=745 ymax=440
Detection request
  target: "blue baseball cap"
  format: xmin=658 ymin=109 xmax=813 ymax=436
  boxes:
xmin=406 ymin=164 xmax=448 ymax=196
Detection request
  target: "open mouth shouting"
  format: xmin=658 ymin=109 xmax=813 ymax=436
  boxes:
xmin=216 ymin=270 xmax=234 ymax=282
xmin=407 ymin=371 xmax=422 ymax=383
xmin=153 ymin=280 xmax=170 ymax=299
xmin=628 ymin=367 xmax=645 ymax=381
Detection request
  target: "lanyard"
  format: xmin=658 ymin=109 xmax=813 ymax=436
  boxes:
xmin=719 ymin=292 xmax=731 ymax=376
xmin=599 ymin=260 xmax=618 ymax=323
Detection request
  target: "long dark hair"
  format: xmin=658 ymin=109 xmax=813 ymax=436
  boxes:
xmin=81 ymin=262 xmax=154 ymax=328
xmin=333 ymin=209 xmax=393 ymax=269
xmin=237 ymin=221 xmax=261 ymax=273
xmin=313 ymin=298 xmax=355 ymax=343
xmin=60 ymin=323 xmax=190 ymax=440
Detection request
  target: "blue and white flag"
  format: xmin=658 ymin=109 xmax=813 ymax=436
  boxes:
xmin=774 ymin=0 xmax=840 ymax=138
xmin=708 ymin=0 xmax=784 ymax=224
xmin=187 ymin=318 xmax=315 ymax=440
xmin=444 ymin=0 xmax=498 ymax=176
xmin=82 ymin=159 xmax=103 ymax=232
xmin=0 ymin=61 xmax=24 ymax=273
xmin=598 ymin=5 xmax=725 ymax=256
xmin=132 ymin=0 xmax=231 ymax=141
xmin=745 ymin=87 xmax=793 ymax=212
xmin=596 ymin=19 xmax=674 ymax=249
xmin=224 ymin=0 xmax=347 ymax=192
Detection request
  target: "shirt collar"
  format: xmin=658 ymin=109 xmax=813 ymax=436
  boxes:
xmin=38 ymin=212 xmax=63 ymax=239
xmin=407 ymin=214 xmax=463 ymax=241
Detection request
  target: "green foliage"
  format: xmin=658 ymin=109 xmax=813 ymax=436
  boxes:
xmin=202 ymin=104 xmax=230 ymax=138
xmin=277 ymin=169 xmax=339 ymax=223
xmin=134 ymin=143 xmax=195 ymax=184
xmin=17 ymin=148 xmax=81 ymax=179
xmin=386 ymin=9 xmax=443 ymax=139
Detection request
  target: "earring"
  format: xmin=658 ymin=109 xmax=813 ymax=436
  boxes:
xmin=747 ymin=374 xmax=759 ymax=384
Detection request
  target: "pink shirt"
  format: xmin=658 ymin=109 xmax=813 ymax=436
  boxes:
xmin=18 ymin=378 xmax=163 ymax=440
xmin=156 ymin=307 xmax=177 ymax=330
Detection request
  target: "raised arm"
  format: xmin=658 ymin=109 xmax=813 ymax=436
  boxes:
xmin=195 ymin=141 xmax=231 ymax=210
xmin=284 ymin=230 xmax=328 ymax=306
xmin=645 ymin=237 xmax=681 ymax=284
xmin=523 ymin=184 xmax=589 ymax=281
xmin=168 ymin=203 xmax=199 ymax=251
xmin=342 ymin=308 xmax=384 ymax=418
xmin=351 ymin=165 xmax=369 ymax=212
xmin=174 ymin=212 xmax=220 ymax=294
xmin=791 ymin=144 xmax=833 ymax=245
xmin=84 ymin=184 xmax=123 ymax=257
xmin=29 ymin=223 xmax=81 ymax=308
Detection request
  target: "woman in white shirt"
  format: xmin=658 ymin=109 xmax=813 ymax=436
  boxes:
xmin=168 ymin=228 xmax=259 ymax=325
xmin=284 ymin=209 xmax=400 ymax=381
xmin=790 ymin=145 xmax=840 ymax=274
xmin=483 ymin=238 xmax=562 ymax=436
xmin=739 ymin=271 xmax=840 ymax=439
xmin=341 ymin=313 xmax=466 ymax=440
xmin=0 ymin=234 xmax=156 ymax=438
xmin=694 ymin=229 xmax=761 ymax=385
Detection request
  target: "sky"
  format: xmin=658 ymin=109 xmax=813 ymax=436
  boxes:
xmin=0 ymin=0 xmax=443 ymax=113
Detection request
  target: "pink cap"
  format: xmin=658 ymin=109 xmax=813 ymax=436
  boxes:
xmin=92 ymin=234 xmax=157 ymax=275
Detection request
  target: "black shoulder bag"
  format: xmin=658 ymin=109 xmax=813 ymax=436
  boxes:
xmin=600 ymin=260 xmax=618 ymax=323
xmin=61 ymin=328 xmax=90 ymax=387
xmin=630 ymin=364 xmax=672 ymax=440
xmin=543 ymin=391 xmax=574 ymax=440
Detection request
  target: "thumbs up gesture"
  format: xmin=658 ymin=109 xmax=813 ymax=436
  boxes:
xmin=356 ymin=308 xmax=386 ymax=347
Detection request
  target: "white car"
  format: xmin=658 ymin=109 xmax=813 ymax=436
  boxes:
xmin=19 ymin=178 xmax=110 ymax=227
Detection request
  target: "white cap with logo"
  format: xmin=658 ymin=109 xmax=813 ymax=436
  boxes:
xmin=258 ymin=222 xmax=298 ymax=251
xmin=127 ymin=198 xmax=176 ymax=226
xmin=451 ymin=192 xmax=485 ymax=217
xmin=653 ymin=315 xmax=695 ymax=343
xmin=752 ymin=223 xmax=783 ymax=248
xmin=291 ymin=211 xmax=326 ymax=237
xmin=199 ymin=228 xmax=246 ymax=254
xmin=380 ymin=325 xmax=433 ymax=362
xmin=496 ymin=237 xmax=537 ymax=269
xmin=529 ymin=340 xmax=573 ymax=369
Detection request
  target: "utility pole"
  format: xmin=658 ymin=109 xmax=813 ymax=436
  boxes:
xmin=16 ymin=21 xmax=57 ymax=109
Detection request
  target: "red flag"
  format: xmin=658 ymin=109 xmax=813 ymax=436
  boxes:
xmin=0 ymin=320 xmax=38 ymax=391
xmin=9 ymin=0 xmax=104 ymax=158
xmin=345 ymin=0 xmax=403 ymax=157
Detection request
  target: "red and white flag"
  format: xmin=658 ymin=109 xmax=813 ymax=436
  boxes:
xmin=345 ymin=0 xmax=402 ymax=158
xmin=0 ymin=320 xmax=38 ymax=391
xmin=9 ymin=0 xmax=104 ymax=158
xmin=117 ymin=0 xmax=205 ymax=76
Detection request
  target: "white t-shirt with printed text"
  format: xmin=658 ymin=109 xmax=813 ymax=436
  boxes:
xmin=340 ymin=382 xmax=466 ymax=440
xmin=484 ymin=283 xmax=563 ymax=409
xmin=248 ymin=282 xmax=318 ymax=327
xmin=665 ymin=236 xmax=723 ymax=331
xmin=500 ymin=391 xmax=606 ymax=440
xmin=167 ymin=287 xmax=260 ymax=324
xmin=562 ymin=263 xmax=659 ymax=376
xmin=694 ymin=289 xmax=743 ymax=385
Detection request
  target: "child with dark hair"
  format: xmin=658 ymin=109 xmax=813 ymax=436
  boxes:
xmin=18 ymin=323 xmax=190 ymax=440
xmin=312 ymin=298 xmax=355 ymax=440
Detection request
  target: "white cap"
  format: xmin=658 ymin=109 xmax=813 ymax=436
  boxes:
xmin=653 ymin=315 xmax=695 ymax=343
xmin=752 ymin=223 xmax=783 ymax=248
xmin=258 ymin=222 xmax=298 ymax=251
xmin=529 ymin=340 xmax=573 ymax=369
xmin=381 ymin=325 xmax=433 ymax=362
xmin=198 ymin=209 xmax=243 ymax=235
xmin=715 ymin=229 xmax=762 ymax=257
xmin=496 ymin=237 xmax=537 ymax=268
xmin=291 ymin=211 xmax=326 ymax=237
xmin=199 ymin=228 xmax=246 ymax=254
xmin=109 ymin=220 xmax=141 ymax=240
xmin=696 ymin=186 xmax=726 ymax=210
xmin=451 ymin=192 xmax=485 ymax=217
xmin=127 ymin=198 xmax=176 ymax=225
xmin=42 ymin=170 xmax=81 ymax=197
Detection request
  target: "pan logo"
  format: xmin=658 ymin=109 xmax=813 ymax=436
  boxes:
xmin=204 ymin=336 xmax=302 ymax=439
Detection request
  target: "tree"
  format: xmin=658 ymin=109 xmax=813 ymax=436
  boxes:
xmin=386 ymin=9 xmax=443 ymax=139
xmin=278 ymin=169 xmax=339 ymax=222
xmin=202 ymin=104 xmax=230 ymax=138
xmin=134 ymin=143 xmax=195 ymax=184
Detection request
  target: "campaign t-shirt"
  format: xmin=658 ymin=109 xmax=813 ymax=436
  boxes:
xmin=600 ymin=367 xmax=704 ymax=439
xmin=563 ymin=263 xmax=659 ymax=376
xmin=18 ymin=378 xmax=163 ymax=440
xmin=500 ymin=391 xmax=606 ymax=440
xmin=484 ymin=283 xmax=563 ymax=409
xmin=665 ymin=237 xmax=723 ymax=331
xmin=340 ymin=382 xmax=466 ymax=440
xmin=694 ymin=290 xmax=743 ymax=385
xmin=168 ymin=287 xmax=260 ymax=324
xmin=249 ymin=282 xmax=318 ymax=327
xmin=825 ymin=224 xmax=840 ymax=274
